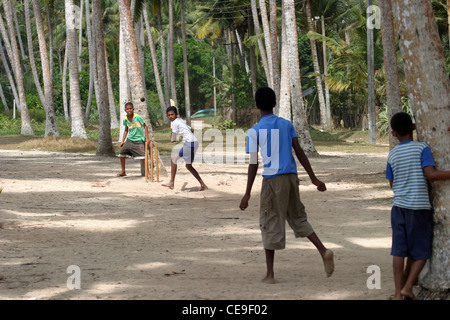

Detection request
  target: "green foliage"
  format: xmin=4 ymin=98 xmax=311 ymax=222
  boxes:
xmin=213 ymin=119 xmax=236 ymax=130
xmin=26 ymin=94 xmax=46 ymax=122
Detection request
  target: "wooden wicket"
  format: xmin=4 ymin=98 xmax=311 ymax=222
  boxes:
xmin=146 ymin=141 xmax=159 ymax=183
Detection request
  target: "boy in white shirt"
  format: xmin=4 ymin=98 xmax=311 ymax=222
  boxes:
xmin=162 ymin=106 xmax=208 ymax=191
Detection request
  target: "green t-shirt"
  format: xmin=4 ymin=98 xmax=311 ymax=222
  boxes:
xmin=124 ymin=113 xmax=146 ymax=142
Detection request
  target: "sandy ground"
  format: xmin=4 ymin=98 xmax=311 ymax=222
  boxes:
xmin=0 ymin=147 xmax=396 ymax=300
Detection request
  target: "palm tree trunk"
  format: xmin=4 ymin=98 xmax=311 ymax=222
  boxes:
xmin=84 ymin=0 xmax=97 ymax=121
xmin=92 ymin=0 xmax=115 ymax=157
xmin=168 ymin=0 xmax=177 ymax=105
xmin=269 ymin=0 xmax=280 ymax=104
xmin=32 ymin=0 xmax=59 ymax=137
xmin=118 ymin=20 xmax=131 ymax=142
xmin=321 ymin=15 xmax=331 ymax=131
xmin=278 ymin=6 xmax=290 ymax=120
xmin=0 ymin=83 xmax=8 ymax=111
xmin=250 ymin=0 xmax=271 ymax=87
xmin=284 ymin=0 xmax=317 ymax=155
xmin=180 ymin=0 xmax=191 ymax=125
xmin=392 ymin=0 xmax=450 ymax=300
xmin=2 ymin=0 xmax=34 ymax=135
xmin=367 ymin=0 xmax=376 ymax=144
xmin=62 ymin=40 xmax=69 ymax=120
xmin=158 ymin=7 xmax=170 ymax=110
xmin=65 ymin=0 xmax=87 ymax=139
xmin=143 ymin=4 xmax=167 ymax=124
xmin=305 ymin=0 xmax=327 ymax=130
xmin=104 ymin=42 xmax=119 ymax=129
xmin=379 ymin=0 xmax=402 ymax=150
xmin=12 ymin=0 xmax=27 ymax=72
xmin=0 ymin=30 xmax=20 ymax=112
xmin=259 ymin=0 xmax=273 ymax=88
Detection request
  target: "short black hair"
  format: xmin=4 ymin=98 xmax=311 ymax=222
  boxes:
xmin=166 ymin=106 xmax=178 ymax=114
xmin=124 ymin=102 xmax=133 ymax=109
xmin=255 ymin=87 xmax=276 ymax=111
xmin=391 ymin=112 xmax=413 ymax=136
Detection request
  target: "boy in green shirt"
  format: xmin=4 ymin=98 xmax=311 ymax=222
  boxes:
xmin=117 ymin=102 xmax=149 ymax=177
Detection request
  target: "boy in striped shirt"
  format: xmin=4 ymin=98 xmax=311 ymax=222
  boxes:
xmin=386 ymin=112 xmax=450 ymax=300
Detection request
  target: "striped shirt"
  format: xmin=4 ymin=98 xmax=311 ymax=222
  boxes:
xmin=386 ymin=140 xmax=435 ymax=209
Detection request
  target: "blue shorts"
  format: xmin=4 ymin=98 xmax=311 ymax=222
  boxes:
xmin=178 ymin=141 xmax=198 ymax=164
xmin=390 ymin=206 xmax=433 ymax=261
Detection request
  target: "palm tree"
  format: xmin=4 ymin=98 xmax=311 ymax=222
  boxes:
xmin=92 ymin=0 xmax=115 ymax=157
xmin=1 ymin=0 xmax=34 ymax=135
xmin=65 ymin=0 xmax=87 ymax=139
xmin=305 ymin=0 xmax=328 ymax=131
xmin=142 ymin=3 xmax=167 ymax=123
xmin=366 ymin=0 xmax=376 ymax=144
xmin=250 ymin=0 xmax=270 ymax=87
xmin=180 ymin=0 xmax=191 ymax=125
xmin=284 ymin=0 xmax=317 ymax=155
xmin=168 ymin=0 xmax=177 ymax=105
xmin=379 ymin=0 xmax=402 ymax=150
xmin=392 ymin=0 xmax=450 ymax=300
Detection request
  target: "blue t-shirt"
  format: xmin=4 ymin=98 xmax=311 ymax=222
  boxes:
xmin=386 ymin=140 xmax=435 ymax=209
xmin=247 ymin=114 xmax=298 ymax=178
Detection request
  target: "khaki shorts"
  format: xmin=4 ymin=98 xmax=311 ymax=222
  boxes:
xmin=260 ymin=173 xmax=314 ymax=250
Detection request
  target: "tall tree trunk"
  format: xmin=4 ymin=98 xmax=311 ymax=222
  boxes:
xmin=84 ymin=0 xmax=98 ymax=121
xmin=168 ymin=0 xmax=177 ymax=106
xmin=0 ymin=34 xmax=20 ymax=113
xmin=143 ymin=4 xmax=167 ymax=124
xmin=321 ymin=15 xmax=331 ymax=131
xmin=305 ymin=0 xmax=327 ymax=130
xmin=379 ymin=0 xmax=402 ymax=150
xmin=269 ymin=0 xmax=280 ymax=105
xmin=78 ymin=0 xmax=83 ymax=73
xmin=92 ymin=0 xmax=115 ymax=157
xmin=180 ymin=0 xmax=191 ymax=125
xmin=158 ymin=7 xmax=170 ymax=111
xmin=65 ymin=0 xmax=87 ymax=139
xmin=278 ymin=4 xmax=290 ymax=120
xmin=118 ymin=21 xmax=131 ymax=142
xmin=248 ymin=6 xmax=257 ymax=98
xmin=250 ymin=0 xmax=271 ymax=87
xmin=104 ymin=42 xmax=119 ymax=129
xmin=62 ymin=40 xmax=69 ymax=120
xmin=392 ymin=0 xmax=450 ymax=300
xmin=0 ymin=83 xmax=8 ymax=111
xmin=12 ymin=0 xmax=27 ymax=72
xmin=259 ymin=0 xmax=273 ymax=88
xmin=367 ymin=0 xmax=376 ymax=144
xmin=2 ymin=0 xmax=34 ymax=135
xmin=32 ymin=0 xmax=59 ymax=137
xmin=284 ymin=0 xmax=317 ymax=155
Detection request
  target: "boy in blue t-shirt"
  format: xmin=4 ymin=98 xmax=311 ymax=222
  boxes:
xmin=239 ymin=87 xmax=334 ymax=284
xmin=386 ymin=112 xmax=450 ymax=300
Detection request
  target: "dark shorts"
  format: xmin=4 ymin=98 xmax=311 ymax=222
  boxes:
xmin=120 ymin=139 xmax=145 ymax=158
xmin=178 ymin=141 xmax=198 ymax=164
xmin=390 ymin=206 xmax=433 ymax=260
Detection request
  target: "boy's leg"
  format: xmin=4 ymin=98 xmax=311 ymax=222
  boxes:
xmin=392 ymin=256 xmax=405 ymax=300
xmin=162 ymin=154 xmax=179 ymax=189
xmin=185 ymin=164 xmax=208 ymax=190
xmin=401 ymin=259 xmax=426 ymax=299
xmin=307 ymin=232 xmax=334 ymax=277
xmin=117 ymin=156 xmax=127 ymax=176
xmin=262 ymin=249 xmax=275 ymax=284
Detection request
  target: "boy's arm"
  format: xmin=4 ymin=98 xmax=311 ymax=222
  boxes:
xmin=120 ymin=127 xmax=128 ymax=147
xmin=423 ymin=166 xmax=450 ymax=181
xmin=239 ymin=153 xmax=258 ymax=211
xmin=292 ymin=137 xmax=326 ymax=192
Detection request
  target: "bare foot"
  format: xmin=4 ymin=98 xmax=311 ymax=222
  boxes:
xmin=162 ymin=182 xmax=174 ymax=190
xmin=199 ymin=184 xmax=208 ymax=191
xmin=116 ymin=172 xmax=126 ymax=177
xmin=322 ymin=249 xmax=334 ymax=277
xmin=261 ymin=276 xmax=275 ymax=284
xmin=401 ymin=289 xmax=416 ymax=300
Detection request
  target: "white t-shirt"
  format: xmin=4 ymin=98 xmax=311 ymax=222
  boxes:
xmin=171 ymin=117 xmax=197 ymax=143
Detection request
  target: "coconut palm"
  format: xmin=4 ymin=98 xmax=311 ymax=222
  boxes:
xmin=1 ymin=0 xmax=34 ymax=135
